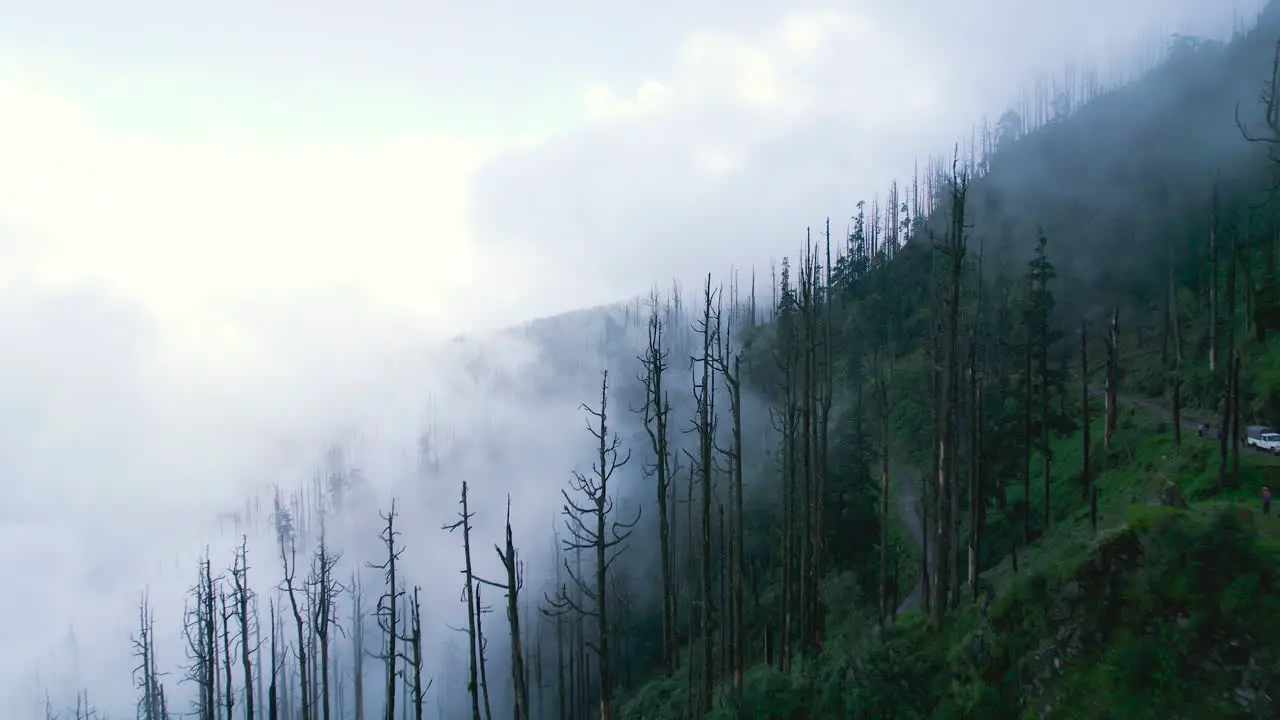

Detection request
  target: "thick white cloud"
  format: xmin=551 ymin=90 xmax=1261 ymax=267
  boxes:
xmin=0 ymin=77 xmax=522 ymax=337
xmin=470 ymin=0 xmax=1262 ymax=315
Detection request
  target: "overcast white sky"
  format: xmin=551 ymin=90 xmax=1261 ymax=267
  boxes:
xmin=0 ymin=0 xmax=1260 ymax=338
xmin=0 ymin=0 xmax=1267 ymax=713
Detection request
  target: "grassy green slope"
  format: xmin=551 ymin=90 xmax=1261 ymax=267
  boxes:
xmin=618 ymin=6 xmax=1280 ymax=717
xmin=623 ymin=402 xmax=1280 ymax=718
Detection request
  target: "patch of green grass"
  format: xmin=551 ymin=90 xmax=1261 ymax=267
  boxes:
xmin=622 ymin=374 xmax=1280 ymax=719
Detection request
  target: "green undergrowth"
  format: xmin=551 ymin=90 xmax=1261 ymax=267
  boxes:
xmin=620 ymin=390 xmax=1280 ymax=719
xmin=622 ymin=506 xmax=1280 ymax=719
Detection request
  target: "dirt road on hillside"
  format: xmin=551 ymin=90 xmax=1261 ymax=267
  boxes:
xmin=891 ymin=461 xmax=929 ymax=616
xmin=1087 ymin=385 xmax=1205 ymax=433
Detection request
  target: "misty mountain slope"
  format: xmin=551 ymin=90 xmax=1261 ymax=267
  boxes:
xmin=618 ymin=6 xmax=1280 ymax=719
xmin=914 ymin=0 xmax=1280 ymax=410
xmin=6 ymin=271 xmax=788 ymax=717
xmin=23 ymin=5 xmax=1280 ymax=720
xmin=959 ymin=10 xmax=1277 ymax=292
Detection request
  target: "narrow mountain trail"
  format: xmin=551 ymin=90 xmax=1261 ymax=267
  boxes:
xmin=890 ymin=461 xmax=929 ymax=616
xmin=1087 ymin=384 xmax=1203 ymax=433
xmin=866 ymin=460 xmax=927 ymax=636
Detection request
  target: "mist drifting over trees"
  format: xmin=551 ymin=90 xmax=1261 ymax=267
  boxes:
xmin=9 ymin=0 xmax=1280 ymax=718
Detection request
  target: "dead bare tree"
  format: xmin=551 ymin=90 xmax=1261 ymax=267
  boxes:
xmin=231 ymin=537 xmax=256 ymax=720
xmin=932 ymin=156 xmax=969 ymax=627
xmin=65 ymin=689 xmax=102 ymax=720
xmin=875 ymin=353 xmax=893 ymax=627
xmin=220 ymin=590 xmax=234 ymax=720
xmin=277 ymin=490 xmax=312 ymax=720
xmin=547 ymin=370 xmax=640 ymax=720
xmin=816 ymin=221 xmax=835 ymax=644
xmin=797 ymin=242 xmax=816 ymax=655
xmin=350 ymin=573 xmax=366 ymax=720
xmin=768 ymin=259 xmax=800 ymax=669
xmin=1235 ymin=37 xmax=1280 ymax=175
xmin=475 ymin=498 xmax=529 ymax=718
xmin=181 ymin=554 xmax=218 ymax=720
xmin=968 ymin=241 xmax=985 ymax=602
xmin=253 ymin=590 xmax=264 ymax=719
xmin=1081 ymin=320 xmax=1097 ymax=531
xmin=1169 ymin=249 xmax=1183 ymax=447
xmin=443 ymin=484 xmax=483 ymax=720
xmin=1103 ymin=308 xmax=1119 ymax=451
xmin=711 ymin=289 xmax=745 ymax=698
xmin=132 ymin=592 xmax=168 ymax=720
xmin=635 ymin=290 xmax=677 ymax=676
xmin=368 ymin=502 xmax=410 ymax=720
xmin=268 ymin=600 xmax=279 ymax=720
xmin=689 ymin=275 xmax=719 ymax=711
xmin=309 ymin=526 xmax=345 ymax=720
xmin=475 ymin=584 xmax=494 ymax=720
xmin=406 ymin=586 xmax=430 ymax=720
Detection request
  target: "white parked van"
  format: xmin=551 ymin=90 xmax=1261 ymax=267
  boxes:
xmin=1245 ymin=425 xmax=1280 ymax=454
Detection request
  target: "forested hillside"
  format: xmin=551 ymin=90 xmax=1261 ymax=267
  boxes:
xmin=30 ymin=3 xmax=1280 ymax=719
xmin=612 ymin=3 xmax=1280 ymax=717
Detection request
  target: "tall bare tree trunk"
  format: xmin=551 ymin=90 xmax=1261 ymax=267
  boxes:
xmin=1105 ymin=308 xmax=1119 ymax=451
xmin=877 ymin=358 xmax=892 ymax=626
xmin=279 ymin=526 xmax=310 ymax=720
xmin=797 ymin=244 xmax=814 ymax=654
xmin=475 ymin=585 xmax=493 ymax=720
xmin=549 ymin=370 xmax=639 ymax=720
xmin=311 ymin=531 xmax=342 ymax=720
xmin=931 ymin=159 xmax=967 ymax=627
xmin=1230 ymin=227 xmax=1242 ymax=487
xmin=1082 ymin=321 xmax=1096 ymax=529
xmin=1170 ymin=247 xmax=1183 ymax=447
xmin=351 ymin=575 xmax=365 ymax=720
xmin=232 ymin=539 xmax=256 ymax=720
xmin=221 ymin=590 xmax=235 ymax=720
xmin=714 ymin=313 xmax=746 ymax=698
xmin=773 ymin=259 xmax=798 ymax=670
xmin=638 ymin=294 xmax=676 ymax=677
xmin=968 ymin=339 xmax=981 ymax=600
xmin=816 ymin=221 xmax=834 ymax=641
xmin=444 ymin=488 xmax=481 ymax=720
xmin=1219 ymin=221 xmax=1238 ymax=493
xmin=371 ymin=503 xmax=406 ymax=720
xmin=408 ymin=587 xmax=425 ymax=720
xmin=205 ymin=556 xmax=218 ymax=720
xmin=1210 ymin=184 xmax=1219 ymax=373
xmin=695 ymin=276 xmax=718 ymax=712
xmin=490 ymin=500 xmax=528 ymax=719
xmin=1040 ymin=291 xmax=1052 ymax=530
xmin=1232 ymin=350 xmax=1242 ymax=484
xmin=268 ymin=601 xmax=279 ymax=720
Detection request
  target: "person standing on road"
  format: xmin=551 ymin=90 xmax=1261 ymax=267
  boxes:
xmin=1264 ymin=486 xmax=1272 ymax=517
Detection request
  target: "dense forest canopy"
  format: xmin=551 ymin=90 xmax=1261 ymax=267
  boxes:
xmin=18 ymin=2 xmax=1280 ymax=719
